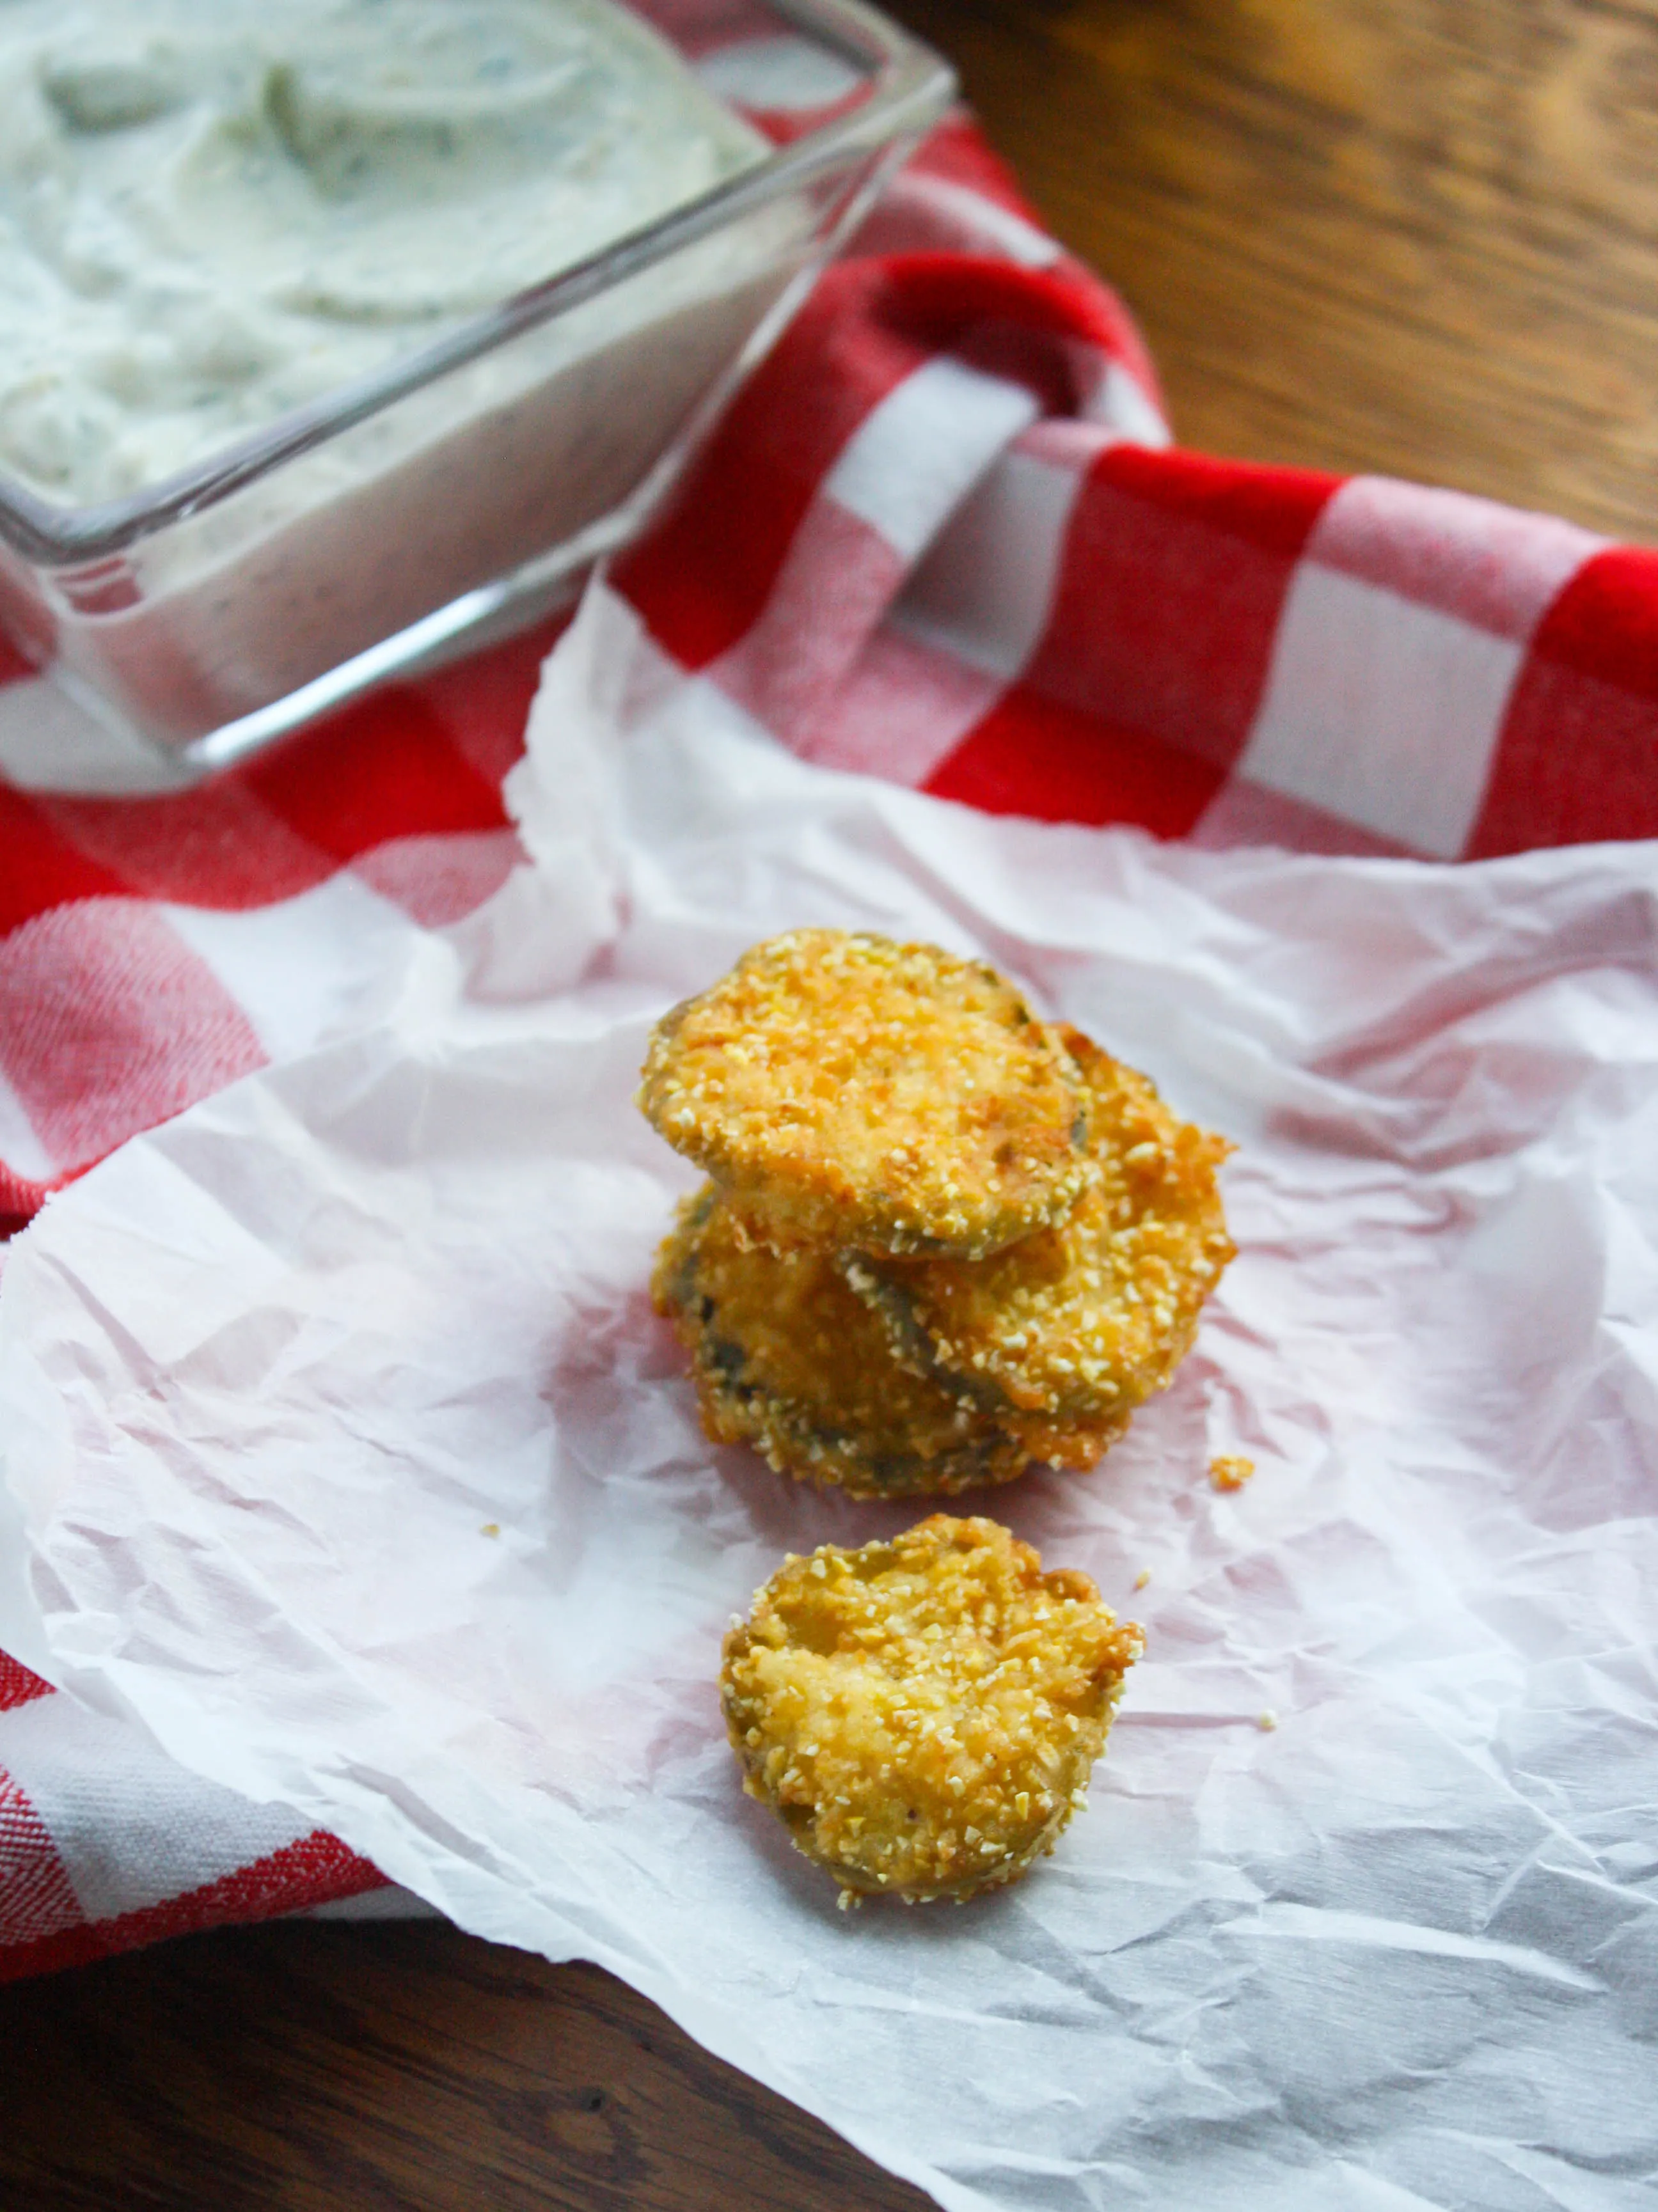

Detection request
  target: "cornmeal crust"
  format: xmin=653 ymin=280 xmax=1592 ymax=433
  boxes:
xmin=653 ymin=1188 xmax=1124 ymax=1497
xmin=721 ymin=1515 xmax=1142 ymax=1904
xmin=637 ymin=930 xmax=1095 ymax=1260
xmin=845 ymin=1031 xmax=1234 ymax=1422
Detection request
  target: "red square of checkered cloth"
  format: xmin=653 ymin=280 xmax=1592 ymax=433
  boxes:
xmin=4 ymin=99 xmax=1657 ymax=1986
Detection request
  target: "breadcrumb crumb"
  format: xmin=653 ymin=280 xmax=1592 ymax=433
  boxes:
xmin=1210 ymin=1455 xmax=1254 ymax=1493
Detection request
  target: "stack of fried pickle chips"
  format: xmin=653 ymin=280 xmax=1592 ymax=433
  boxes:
xmin=640 ymin=929 xmax=1234 ymax=1500
xmin=640 ymin=930 xmax=1235 ymax=1905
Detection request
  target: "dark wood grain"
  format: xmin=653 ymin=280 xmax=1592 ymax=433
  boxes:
xmin=884 ymin=0 xmax=1658 ymax=541
xmin=0 ymin=1920 xmax=933 ymax=2212
xmin=4 ymin=5 xmax=1649 ymax=2208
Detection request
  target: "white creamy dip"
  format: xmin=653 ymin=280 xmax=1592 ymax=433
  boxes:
xmin=0 ymin=0 xmax=768 ymax=506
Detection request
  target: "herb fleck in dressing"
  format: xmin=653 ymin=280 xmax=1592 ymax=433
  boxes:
xmin=0 ymin=0 xmax=766 ymax=505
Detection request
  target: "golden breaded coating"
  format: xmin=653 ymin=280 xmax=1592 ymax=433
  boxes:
xmin=721 ymin=1515 xmax=1142 ymax=1904
xmin=653 ymin=1188 xmax=1123 ymax=1497
xmin=637 ymin=930 xmax=1095 ymax=1260
xmin=845 ymin=1031 xmax=1234 ymax=1424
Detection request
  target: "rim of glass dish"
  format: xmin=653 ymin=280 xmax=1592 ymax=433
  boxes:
xmin=0 ymin=0 xmax=954 ymax=568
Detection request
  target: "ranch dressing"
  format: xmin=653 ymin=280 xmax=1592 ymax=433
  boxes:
xmin=0 ymin=0 xmax=768 ymax=506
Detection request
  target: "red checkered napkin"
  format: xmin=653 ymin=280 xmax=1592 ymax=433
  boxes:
xmin=4 ymin=101 xmax=1657 ymax=1986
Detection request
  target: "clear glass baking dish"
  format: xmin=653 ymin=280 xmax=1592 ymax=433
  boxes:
xmin=0 ymin=0 xmax=952 ymax=773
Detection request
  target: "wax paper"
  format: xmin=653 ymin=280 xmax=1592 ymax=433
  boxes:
xmin=3 ymin=584 xmax=1656 ymax=2212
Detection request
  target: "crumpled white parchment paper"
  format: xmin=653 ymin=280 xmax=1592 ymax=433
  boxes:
xmin=3 ymin=583 xmax=1657 ymax=2212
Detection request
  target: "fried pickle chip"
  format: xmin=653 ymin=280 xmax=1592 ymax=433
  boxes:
xmin=653 ymin=1187 xmax=1123 ymax=1497
xmin=845 ymin=1031 xmax=1234 ymax=1423
xmin=637 ymin=930 xmax=1095 ymax=1260
xmin=721 ymin=1515 xmax=1142 ymax=1904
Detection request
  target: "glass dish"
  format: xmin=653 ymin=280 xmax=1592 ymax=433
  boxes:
xmin=0 ymin=0 xmax=953 ymax=773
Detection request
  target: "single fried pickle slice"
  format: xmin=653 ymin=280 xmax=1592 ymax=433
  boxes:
xmin=637 ymin=930 xmax=1095 ymax=1260
xmin=845 ymin=1031 xmax=1235 ymax=1424
xmin=721 ymin=1514 xmax=1142 ymax=1904
xmin=652 ymin=1186 xmax=1123 ymax=1498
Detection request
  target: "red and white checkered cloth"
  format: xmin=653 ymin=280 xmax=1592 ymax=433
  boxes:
xmin=4 ymin=87 xmax=1657 ymax=1985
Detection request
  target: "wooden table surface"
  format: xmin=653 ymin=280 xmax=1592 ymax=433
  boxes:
xmin=6 ymin=4 xmax=1654 ymax=2206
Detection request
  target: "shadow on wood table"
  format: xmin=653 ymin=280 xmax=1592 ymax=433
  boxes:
xmin=0 ymin=1922 xmax=931 ymax=2211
